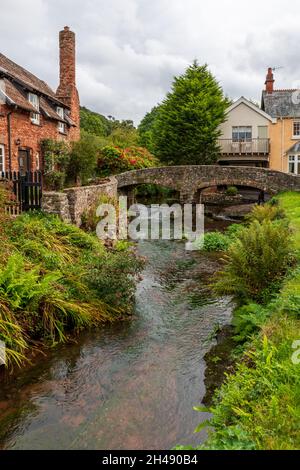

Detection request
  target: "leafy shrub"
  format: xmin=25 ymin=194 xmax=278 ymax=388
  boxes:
xmin=42 ymin=139 xmax=70 ymax=190
xmin=84 ymin=250 xmax=144 ymax=311
xmin=98 ymin=145 xmax=157 ymax=176
xmin=226 ymin=186 xmax=238 ymax=196
xmin=214 ymin=220 xmax=295 ymax=303
xmin=245 ymin=204 xmax=286 ymax=224
xmin=67 ymin=133 xmax=99 ymax=185
xmin=202 ymin=232 xmax=231 ymax=252
xmin=232 ymin=303 xmax=270 ymax=343
xmin=200 ymin=224 xmax=243 ymax=252
xmin=225 ymin=223 xmax=244 ymax=239
xmin=0 ymin=212 xmax=143 ymax=368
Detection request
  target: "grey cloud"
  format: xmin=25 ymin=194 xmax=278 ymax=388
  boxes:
xmin=1 ymin=0 xmax=300 ymax=124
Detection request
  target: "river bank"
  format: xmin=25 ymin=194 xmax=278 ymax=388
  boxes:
xmin=190 ymin=192 xmax=300 ymax=450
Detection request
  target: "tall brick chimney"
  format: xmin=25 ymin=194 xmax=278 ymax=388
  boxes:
xmin=56 ymin=26 xmax=80 ymax=140
xmin=265 ymin=67 xmax=275 ymax=94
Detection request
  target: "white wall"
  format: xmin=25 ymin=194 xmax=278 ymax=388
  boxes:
xmin=220 ymin=102 xmax=270 ymax=139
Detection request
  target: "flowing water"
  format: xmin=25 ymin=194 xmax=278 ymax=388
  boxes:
xmin=0 ymin=218 xmax=233 ymax=450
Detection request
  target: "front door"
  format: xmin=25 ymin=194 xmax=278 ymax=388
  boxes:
xmin=18 ymin=149 xmax=31 ymax=174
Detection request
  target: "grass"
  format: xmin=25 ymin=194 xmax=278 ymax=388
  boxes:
xmin=180 ymin=192 xmax=300 ymax=450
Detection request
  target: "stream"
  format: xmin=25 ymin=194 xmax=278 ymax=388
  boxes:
xmin=0 ymin=217 xmax=233 ymax=450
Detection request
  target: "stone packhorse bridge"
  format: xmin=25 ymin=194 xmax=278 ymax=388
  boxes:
xmin=116 ymin=165 xmax=300 ymax=203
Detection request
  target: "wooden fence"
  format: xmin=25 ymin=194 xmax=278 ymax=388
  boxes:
xmin=0 ymin=171 xmax=42 ymax=215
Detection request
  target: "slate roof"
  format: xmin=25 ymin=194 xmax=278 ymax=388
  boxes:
xmin=262 ymin=90 xmax=300 ymax=118
xmin=0 ymin=78 xmax=37 ymax=112
xmin=0 ymin=52 xmax=74 ymax=125
xmin=0 ymin=53 xmax=62 ymax=103
xmin=40 ymin=96 xmax=66 ymax=122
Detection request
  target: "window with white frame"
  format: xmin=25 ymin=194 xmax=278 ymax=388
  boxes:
xmin=288 ymin=155 xmax=300 ymax=175
xmin=232 ymin=126 xmax=252 ymax=142
xmin=0 ymin=145 xmax=5 ymax=172
xmin=293 ymin=121 xmax=300 ymax=137
xmin=28 ymin=92 xmax=40 ymax=125
xmin=57 ymin=107 xmax=65 ymax=133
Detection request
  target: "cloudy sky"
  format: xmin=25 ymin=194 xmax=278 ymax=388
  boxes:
xmin=1 ymin=0 xmax=300 ymax=124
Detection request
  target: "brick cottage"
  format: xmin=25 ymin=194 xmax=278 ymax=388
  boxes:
xmin=0 ymin=26 xmax=80 ymax=174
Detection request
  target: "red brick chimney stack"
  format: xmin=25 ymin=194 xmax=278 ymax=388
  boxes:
xmin=265 ymin=67 xmax=275 ymax=94
xmin=58 ymin=26 xmax=76 ymax=90
xmin=56 ymin=26 xmax=80 ymax=140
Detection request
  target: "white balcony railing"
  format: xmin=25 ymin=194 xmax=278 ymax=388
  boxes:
xmin=218 ymin=139 xmax=270 ymax=155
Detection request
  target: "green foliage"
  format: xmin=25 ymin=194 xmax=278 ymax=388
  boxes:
xmin=232 ymin=303 xmax=270 ymax=343
xmin=151 ymin=61 xmax=229 ymax=165
xmin=41 ymin=139 xmax=70 ymax=190
xmin=202 ymin=232 xmax=231 ymax=252
xmin=138 ymin=106 xmax=161 ymax=153
xmin=135 ymin=184 xmax=176 ymax=202
xmin=214 ymin=220 xmax=295 ymax=303
xmin=186 ymin=193 xmax=300 ymax=450
xmin=80 ymin=107 xmax=138 ymax=148
xmin=80 ymin=106 xmax=111 ymax=137
xmin=201 ymin=316 xmax=300 ymax=450
xmin=200 ymin=224 xmax=243 ymax=252
xmin=0 ymin=212 xmax=143 ymax=368
xmin=245 ymin=203 xmax=286 ymax=224
xmin=225 ymin=223 xmax=244 ymax=239
xmin=67 ymin=133 xmax=99 ymax=185
xmin=226 ymin=186 xmax=238 ymax=196
xmin=108 ymin=127 xmax=138 ymax=148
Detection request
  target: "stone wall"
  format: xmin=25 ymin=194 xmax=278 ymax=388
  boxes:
xmin=42 ymin=177 xmax=118 ymax=226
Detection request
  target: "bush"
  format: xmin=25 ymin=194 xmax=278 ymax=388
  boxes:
xmin=226 ymin=186 xmax=238 ymax=196
xmin=214 ymin=220 xmax=295 ymax=303
xmin=67 ymin=133 xmax=99 ymax=185
xmin=200 ymin=224 xmax=243 ymax=252
xmin=232 ymin=303 xmax=270 ymax=343
xmin=245 ymin=204 xmax=286 ymax=224
xmin=202 ymin=232 xmax=231 ymax=252
xmin=0 ymin=212 xmax=144 ymax=368
xmin=42 ymin=139 xmax=70 ymax=190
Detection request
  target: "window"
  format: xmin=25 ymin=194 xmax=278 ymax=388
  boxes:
xmin=232 ymin=126 xmax=252 ymax=142
xmin=57 ymin=107 xmax=65 ymax=133
xmin=0 ymin=145 xmax=5 ymax=172
xmin=293 ymin=121 xmax=300 ymax=137
xmin=288 ymin=155 xmax=300 ymax=174
xmin=28 ymin=92 xmax=40 ymax=125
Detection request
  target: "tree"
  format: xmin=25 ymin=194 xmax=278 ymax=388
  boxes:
xmin=138 ymin=106 xmax=161 ymax=153
xmin=80 ymin=107 xmax=111 ymax=137
xmin=152 ymin=61 xmax=229 ymax=165
xmin=67 ymin=133 xmax=99 ymax=185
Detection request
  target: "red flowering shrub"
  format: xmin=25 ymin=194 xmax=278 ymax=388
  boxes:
xmin=98 ymin=145 xmax=158 ymax=176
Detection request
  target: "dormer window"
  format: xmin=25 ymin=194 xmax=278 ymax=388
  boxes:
xmin=57 ymin=106 xmax=65 ymax=133
xmin=28 ymin=92 xmax=40 ymax=125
